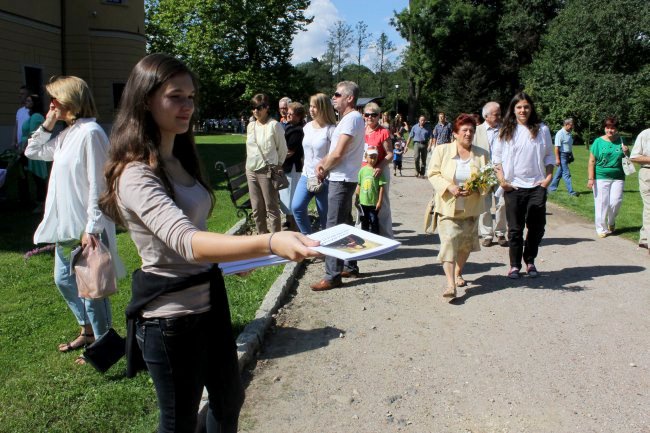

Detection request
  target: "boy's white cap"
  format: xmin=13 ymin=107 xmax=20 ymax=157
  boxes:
xmin=366 ymin=146 xmax=379 ymax=155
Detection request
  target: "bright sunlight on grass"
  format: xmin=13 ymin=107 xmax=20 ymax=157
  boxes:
xmin=545 ymin=143 xmax=642 ymax=242
xmin=0 ymin=133 xmax=283 ymax=433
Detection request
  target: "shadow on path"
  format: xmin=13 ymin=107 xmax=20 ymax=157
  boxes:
xmin=256 ymin=326 xmax=344 ymax=360
xmin=541 ymin=237 xmax=595 ymax=246
xmin=450 ymin=264 xmax=646 ymax=305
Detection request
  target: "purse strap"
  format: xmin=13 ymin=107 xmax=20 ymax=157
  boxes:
xmin=253 ymin=122 xmax=273 ymax=167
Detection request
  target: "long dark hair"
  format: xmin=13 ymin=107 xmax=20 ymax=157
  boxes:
xmin=99 ymin=53 xmax=213 ymax=225
xmin=28 ymin=94 xmax=44 ymax=117
xmin=499 ymin=92 xmax=541 ymax=142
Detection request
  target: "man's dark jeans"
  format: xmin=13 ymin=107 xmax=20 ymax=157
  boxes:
xmin=325 ymin=180 xmax=357 ymax=281
xmin=360 ymin=205 xmax=380 ymax=234
xmin=136 ymin=311 xmax=244 ymax=433
xmin=504 ymin=185 xmax=547 ymax=269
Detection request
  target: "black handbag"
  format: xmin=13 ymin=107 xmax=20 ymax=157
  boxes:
xmin=567 ymin=152 xmax=575 ymax=164
xmin=82 ymin=328 xmax=126 ymax=373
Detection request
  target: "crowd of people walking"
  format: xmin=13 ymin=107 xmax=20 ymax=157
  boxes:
xmin=9 ymin=50 xmax=649 ymax=432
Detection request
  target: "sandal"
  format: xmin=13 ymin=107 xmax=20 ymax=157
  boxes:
xmin=442 ymin=286 xmax=457 ymax=300
xmin=58 ymin=331 xmax=94 ymax=353
xmin=455 ymin=275 xmax=467 ymax=287
xmin=74 ymin=355 xmax=87 ymax=366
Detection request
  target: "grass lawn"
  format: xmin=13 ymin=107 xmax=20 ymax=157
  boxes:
xmin=544 ymin=144 xmax=642 ymax=243
xmin=0 ymin=133 xmax=283 ymax=433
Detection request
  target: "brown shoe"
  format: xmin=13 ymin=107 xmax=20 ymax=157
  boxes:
xmin=341 ymin=270 xmax=360 ymax=278
xmin=497 ymin=236 xmax=508 ymax=247
xmin=639 ymin=243 xmax=648 ymax=249
xmin=310 ymin=279 xmax=342 ymax=292
xmin=481 ymin=238 xmax=492 ymax=247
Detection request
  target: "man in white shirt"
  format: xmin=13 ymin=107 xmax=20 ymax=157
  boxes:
xmin=278 ymin=97 xmax=291 ymax=129
xmin=474 ymin=101 xmax=507 ymax=247
xmin=310 ymin=81 xmax=365 ymax=291
xmin=493 ymin=92 xmax=555 ymax=280
xmin=630 ymin=128 xmax=650 ymax=252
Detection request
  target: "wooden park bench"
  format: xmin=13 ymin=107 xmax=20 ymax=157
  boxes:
xmin=215 ymin=161 xmax=251 ymax=222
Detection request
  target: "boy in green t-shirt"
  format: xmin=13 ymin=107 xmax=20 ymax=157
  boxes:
xmin=355 ymin=146 xmax=386 ymax=234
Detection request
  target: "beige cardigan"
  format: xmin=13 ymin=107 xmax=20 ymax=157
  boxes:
xmin=427 ymin=141 xmax=490 ymax=218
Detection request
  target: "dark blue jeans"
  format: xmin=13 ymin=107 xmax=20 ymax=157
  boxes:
xmin=504 ymin=186 xmax=547 ymax=269
xmin=136 ymin=311 xmax=244 ymax=433
xmin=360 ymin=205 xmax=380 ymax=234
xmin=549 ymin=152 xmax=576 ymax=194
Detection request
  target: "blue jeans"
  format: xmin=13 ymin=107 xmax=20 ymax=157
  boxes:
xmin=54 ymin=243 xmax=112 ymax=338
xmin=291 ymin=175 xmax=329 ymax=234
xmin=549 ymin=152 xmax=576 ymax=194
xmin=324 ymin=181 xmax=357 ymax=281
xmin=136 ymin=311 xmax=243 ymax=433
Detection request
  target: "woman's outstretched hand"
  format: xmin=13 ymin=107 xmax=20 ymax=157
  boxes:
xmin=269 ymin=232 xmax=322 ymax=261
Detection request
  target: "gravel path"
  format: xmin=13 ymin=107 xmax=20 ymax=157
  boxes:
xmin=238 ymin=154 xmax=650 ymax=433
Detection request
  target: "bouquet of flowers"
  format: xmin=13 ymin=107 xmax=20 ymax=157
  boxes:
xmin=463 ymin=163 xmax=498 ymax=194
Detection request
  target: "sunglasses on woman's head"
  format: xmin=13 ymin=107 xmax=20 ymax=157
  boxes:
xmin=364 ymin=112 xmax=379 ymax=118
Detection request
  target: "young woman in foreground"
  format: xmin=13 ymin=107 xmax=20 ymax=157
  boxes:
xmin=99 ymin=53 xmax=319 ymax=433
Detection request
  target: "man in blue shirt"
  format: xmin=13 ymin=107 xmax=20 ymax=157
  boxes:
xmin=406 ymin=115 xmax=432 ymax=178
xmin=432 ymin=112 xmax=453 ymax=148
xmin=548 ymin=118 xmax=578 ymax=196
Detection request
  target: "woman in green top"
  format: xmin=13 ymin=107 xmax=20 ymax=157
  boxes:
xmin=20 ymin=94 xmax=49 ymax=212
xmin=587 ymin=117 xmax=629 ymax=237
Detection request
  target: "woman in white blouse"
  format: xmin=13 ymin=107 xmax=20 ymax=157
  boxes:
xmin=245 ymin=93 xmax=288 ymax=234
xmin=25 ymin=76 xmax=124 ymax=363
xmin=291 ymin=93 xmax=337 ymax=234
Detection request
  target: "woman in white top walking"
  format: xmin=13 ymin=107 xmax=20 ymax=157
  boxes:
xmin=291 ymin=93 xmax=337 ymax=234
xmin=25 ymin=76 xmax=124 ymax=363
xmin=493 ymin=92 xmax=555 ymax=280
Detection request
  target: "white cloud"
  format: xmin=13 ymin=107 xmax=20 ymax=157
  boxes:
xmin=291 ymin=0 xmax=341 ymax=64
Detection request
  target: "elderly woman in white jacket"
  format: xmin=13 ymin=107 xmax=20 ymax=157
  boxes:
xmin=25 ymin=75 xmax=124 ymax=364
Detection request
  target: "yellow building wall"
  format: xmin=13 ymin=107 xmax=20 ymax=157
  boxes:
xmin=0 ymin=0 xmax=145 ymax=147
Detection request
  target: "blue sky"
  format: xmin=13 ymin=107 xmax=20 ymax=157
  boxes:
xmin=291 ymin=0 xmax=410 ymax=65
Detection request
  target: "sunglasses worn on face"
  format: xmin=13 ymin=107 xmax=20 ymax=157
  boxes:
xmin=364 ymin=113 xmax=379 ymax=118
xmin=333 ymin=92 xmax=343 ymax=98
xmin=253 ymin=104 xmax=268 ymax=111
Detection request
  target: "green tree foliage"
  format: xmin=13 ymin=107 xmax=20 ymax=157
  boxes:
xmin=393 ymin=0 xmax=559 ymax=120
xmin=354 ymin=21 xmax=373 ymax=90
xmin=328 ymin=21 xmax=354 ymax=83
xmin=523 ymin=0 xmax=650 ymax=136
xmin=372 ymin=32 xmax=397 ymax=95
xmin=145 ymin=0 xmax=313 ymax=117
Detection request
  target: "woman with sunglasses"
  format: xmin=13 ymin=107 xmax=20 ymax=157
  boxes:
xmin=25 ymin=76 xmax=124 ymax=364
xmin=279 ymin=102 xmax=306 ymax=231
xmin=99 ymin=54 xmax=319 ymax=433
xmin=245 ymin=94 xmax=288 ymax=234
xmin=362 ymin=102 xmax=393 ymax=238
